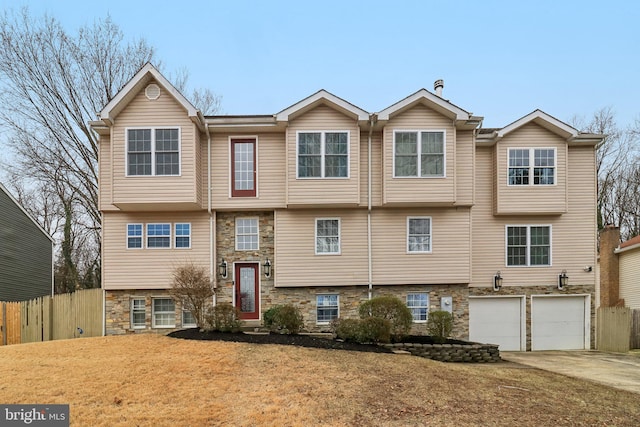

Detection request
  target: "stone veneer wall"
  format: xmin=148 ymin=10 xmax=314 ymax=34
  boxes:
xmin=469 ymin=284 xmax=596 ymax=350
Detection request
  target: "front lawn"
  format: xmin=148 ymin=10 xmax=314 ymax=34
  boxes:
xmin=0 ymin=335 xmax=638 ymax=426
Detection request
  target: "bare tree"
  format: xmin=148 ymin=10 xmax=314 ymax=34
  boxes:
xmin=170 ymin=263 xmax=214 ymax=329
xmin=0 ymin=9 xmax=220 ymax=292
xmin=572 ymin=108 xmax=640 ymax=241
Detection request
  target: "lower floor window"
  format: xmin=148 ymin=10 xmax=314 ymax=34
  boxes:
xmin=316 ymin=294 xmax=339 ymax=324
xmin=182 ymin=301 xmax=197 ymax=327
xmin=152 ymin=298 xmax=175 ymax=328
xmin=131 ymin=298 xmax=146 ymax=328
xmin=407 ymin=293 xmax=429 ymax=322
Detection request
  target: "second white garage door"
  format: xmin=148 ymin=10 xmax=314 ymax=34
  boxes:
xmin=469 ymin=297 xmax=525 ymax=351
xmin=531 ymin=295 xmax=588 ymax=351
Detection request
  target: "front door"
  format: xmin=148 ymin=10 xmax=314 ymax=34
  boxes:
xmin=235 ymin=263 xmax=259 ymax=320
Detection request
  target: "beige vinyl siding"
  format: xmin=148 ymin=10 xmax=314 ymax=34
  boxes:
xmin=110 ymin=80 xmax=199 ymax=208
xmin=194 ymin=129 xmax=203 ymax=207
xmin=98 ymin=135 xmax=117 ymax=211
xmin=620 ymin=249 xmax=640 ymax=309
xmin=102 ymin=212 xmax=210 ymax=290
xmin=455 ymin=130 xmax=474 ymax=206
xmin=208 ymin=133 xmax=286 ymax=209
xmin=495 ymin=123 xmax=567 ymax=214
xmin=359 ymin=131 xmax=383 ymax=207
xmin=371 ymin=207 xmax=471 ymax=285
xmin=382 ymin=104 xmax=455 ymax=205
xmin=286 ymin=105 xmax=360 ymax=206
xmin=274 ymin=209 xmax=368 ymax=287
xmin=472 ymin=145 xmax=597 ymax=288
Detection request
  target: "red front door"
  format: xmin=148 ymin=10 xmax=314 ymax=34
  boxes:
xmin=235 ymin=263 xmax=259 ymax=320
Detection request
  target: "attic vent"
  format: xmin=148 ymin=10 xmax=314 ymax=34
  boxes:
xmin=145 ymin=84 xmax=161 ymax=100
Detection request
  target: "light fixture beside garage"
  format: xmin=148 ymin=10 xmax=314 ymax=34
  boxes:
xmin=493 ymin=271 xmax=503 ymax=291
xmin=558 ymin=270 xmax=568 ymax=290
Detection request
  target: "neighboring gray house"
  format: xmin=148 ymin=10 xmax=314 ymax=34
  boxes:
xmin=0 ymin=182 xmax=53 ymax=301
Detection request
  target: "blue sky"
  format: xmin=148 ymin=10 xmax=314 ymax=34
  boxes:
xmin=1 ymin=0 xmax=639 ymax=128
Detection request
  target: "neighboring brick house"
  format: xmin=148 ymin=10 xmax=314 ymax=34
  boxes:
xmin=599 ymin=226 xmax=640 ymax=310
xmin=91 ymin=64 xmax=602 ymax=351
xmin=0 ymin=182 xmax=53 ymax=301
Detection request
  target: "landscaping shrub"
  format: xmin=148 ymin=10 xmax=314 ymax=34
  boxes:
xmin=358 ymin=295 xmax=413 ymax=339
xmin=204 ymin=303 xmax=242 ymax=332
xmin=426 ymin=310 xmax=453 ymax=343
xmin=169 ymin=262 xmax=213 ymax=328
xmin=331 ymin=317 xmax=391 ymax=344
xmin=263 ymin=304 xmax=303 ymax=334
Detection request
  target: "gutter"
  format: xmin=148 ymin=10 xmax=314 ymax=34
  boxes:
xmin=204 ymin=123 xmax=216 ymax=306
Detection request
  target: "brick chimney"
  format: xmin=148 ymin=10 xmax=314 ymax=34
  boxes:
xmin=599 ymin=225 xmax=623 ymax=307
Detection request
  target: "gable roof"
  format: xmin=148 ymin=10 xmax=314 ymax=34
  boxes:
xmin=275 ymin=90 xmax=369 ymax=122
xmin=0 ymin=182 xmax=53 ymax=242
xmin=497 ymin=109 xmax=578 ymax=139
xmin=98 ymin=63 xmax=203 ymax=129
xmin=377 ymin=88 xmax=473 ymax=122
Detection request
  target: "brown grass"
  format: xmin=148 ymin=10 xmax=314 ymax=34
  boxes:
xmin=0 ymin=335 xmax=639 ymax=426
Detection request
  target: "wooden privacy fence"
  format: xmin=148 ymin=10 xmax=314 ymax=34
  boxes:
xmin=596 ymin=306 xmax=632 ymax=352
xmin=633 ymin=310 xmax=640 ymax=350
xmin=1 ymin=288 xmax=103 ymax=345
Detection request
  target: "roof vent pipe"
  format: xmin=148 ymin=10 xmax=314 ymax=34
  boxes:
xmin=434 ymin=79 xmax=444 ymax=97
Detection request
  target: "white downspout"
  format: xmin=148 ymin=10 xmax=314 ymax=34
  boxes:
xmin=367 ymin=115 xmax=376 ymax=299
xmin=205 ymin=123 xmax=216 ymax=306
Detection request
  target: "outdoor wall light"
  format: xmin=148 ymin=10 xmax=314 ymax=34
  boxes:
xmin=493 ymin=271 xmax=503 ymax=291
xmin=263 ymin=258 xmax=272 ymax=278
xmin=558 ymin=270 xmax=568 ymax=290
xmin=218 ymin=259 xmax=228 ymax=279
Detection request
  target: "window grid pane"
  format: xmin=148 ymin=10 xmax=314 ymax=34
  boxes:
xmin=507 ymin=227 xmax=528 ymax=266
xmin=153 ymin=298 xmax=175 ymax=327
xmin=317 ymin=295 xmax=339 ymax=323
xmin=408 ymin=218 xmax=431 ymax=252
xmin=508 ymin=149 xmax=530 ymax=185
xmin=236 ymin=218 xmax=259 ymax=251
xmin=127 ymin=224 xmax=142 ymax=249
xmin=316 ymin=219 xmax=340 ymax=254
xmin=530 ymin=226 xmax=550 ymax=265
xmin=131 ymin=299 xmax=145 ymax=328
xmin=147 ymin=224 xmax=171 ymax=248
xmin=234 ymin=142 xmax=255 ymax=192
xmin=407 ymin=293 xmax=428 ymax=322
xmin=127 ymin=129 xmax=152 ymax=176
xmin=507 ymin=226 xmax=551 ymax=266
xmin=325 ymin=132 xmax=348 ymax=177
xmin=175 ymin=223 xmax=191 ymax=248
xmin=298 ymin=133 xmax=322 ymax=178
xmin=395 ymin=132 xmax=418 ymax=177
xmin=155 ymin=129 xmax=179 ymax=175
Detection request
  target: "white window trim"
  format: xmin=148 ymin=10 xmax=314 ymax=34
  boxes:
xmin=152 ymin=297 xmax=176 ymax=329
xmin=392 ymin=129 xmax=447 ymax=178
xmin=174 ymin=223 xmax=191 ymax=249
xmin=406 ymin=293 xmax=429 ymax=323
xmin=504 ymin=224 xmax=553 ymax=267
xmin=235 ymin=217 xmax=260 ymax=251
xmin=315 ymin=217 xmax=341 ymax=255
xmin=130 ymin=298 xmax=146 ymax=329
xmin=296 ymin=130 xmax=350 ymax=179
xmin=506 ymin=147 xmax=557 ymax=187
xmin=146 ymin=223 xmax=172 ymax=249
xmin=126 ymin=223 xmax=144 ymax=250
xmin=406 ymin=216 xmax=433 ymax=254
xmin=125 ymin=126 xmax=182 ymax=177
xmin=229 ymin=136 xmax=259 ymax=198
xmin=316 ymin=294 xmax=339 ymax=325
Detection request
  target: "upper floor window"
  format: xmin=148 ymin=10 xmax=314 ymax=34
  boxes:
xmin=127 ymin=128 xmax=180 ymax=176
xmin=236 ymin=218 xmax=259 ymax=251
xmin=407 ymin=217 xmax=432 ymax=253
xmin=147 ymin=223 xmax=171 ymax=248
xmin=506 ymin=225 xmax=551 ymax=266
xmin=232 ymin=139 xmax=256 ymax=197
xmin=127 ymin=224 xmax=143 ymax=249
xmin=508 ymin=148 xmax=555 ymax=186
xmin=297 ymin=131 xmax=349 ymax=178
xmin=394 ymin=131 xmax=445 ymax=178
xmin=316 ymin=218 xmax=340 ymax=255
xmin=175 ymin=223 xmax=191 ymax=249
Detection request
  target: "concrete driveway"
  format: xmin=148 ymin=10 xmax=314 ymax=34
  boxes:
xmin=501 ymin=350 xmax=640 ymax=394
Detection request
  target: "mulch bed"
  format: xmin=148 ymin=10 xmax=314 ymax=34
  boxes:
xmin=168 ymin=328 xmax=468 ymax=353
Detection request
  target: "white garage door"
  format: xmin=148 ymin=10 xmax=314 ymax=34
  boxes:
xmin=531 ymin=296 xmax=588 ymax=351
xmin=469 ymin=297 xmax=524 ymax=351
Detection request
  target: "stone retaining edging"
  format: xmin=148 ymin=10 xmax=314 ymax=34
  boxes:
xmin=382 ymin=342 xmax=501 ymax=363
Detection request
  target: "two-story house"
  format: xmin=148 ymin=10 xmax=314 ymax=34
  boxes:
xmin=91 ymin=64 xmax=601 ymax=351
xmin=0 ymin=182 xmax=53 ymax=301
